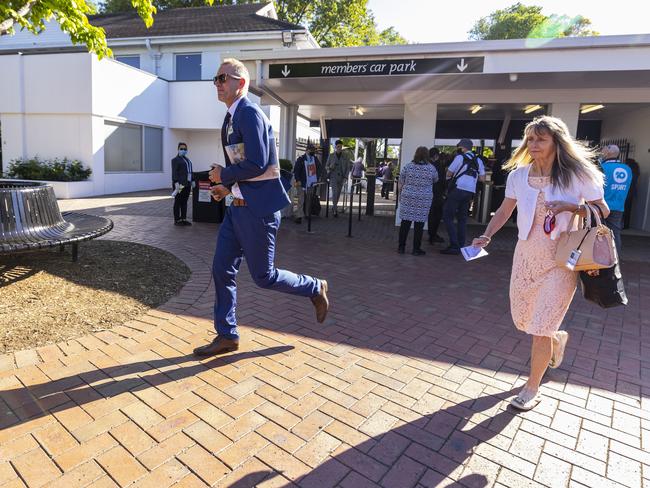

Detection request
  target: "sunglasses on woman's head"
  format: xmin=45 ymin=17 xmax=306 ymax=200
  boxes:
xmin=213 ymin=73 xmax=242 ymax=85
xmin=543 ymin=211 xmax=556 ymax=235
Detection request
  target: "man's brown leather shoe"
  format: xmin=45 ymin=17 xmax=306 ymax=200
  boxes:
xmin=311 ymin=279 xmax=329 ymax=323
xmin=193 ymin=336 xmax=239 ymax=357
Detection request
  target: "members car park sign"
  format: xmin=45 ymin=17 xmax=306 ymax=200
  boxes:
xmin=269 ymin=57 xmax=484 ymax=79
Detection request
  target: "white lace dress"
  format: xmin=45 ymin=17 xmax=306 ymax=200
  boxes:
xmin=510 ymin=176 xmax=577 ymax=337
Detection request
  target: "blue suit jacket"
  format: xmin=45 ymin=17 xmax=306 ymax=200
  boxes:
xmin=220 ymin=97 xmax=290 ymax=217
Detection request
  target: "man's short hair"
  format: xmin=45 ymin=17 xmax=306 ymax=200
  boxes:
xmin=335 ymin=139 xmax=343 ymax=146
xmin=604 ymin=144 xmax=620 ymax=159
xmin=220 ymin=58 xmax=250 ymax=87
xmin=178 ymin=142 xmax=187 ymax=149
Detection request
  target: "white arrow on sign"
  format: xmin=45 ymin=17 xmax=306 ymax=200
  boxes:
xmin=456 ymin=58 xmax=468 ymax=72
xmin=281 ymin=65 xmax=291 ymax=77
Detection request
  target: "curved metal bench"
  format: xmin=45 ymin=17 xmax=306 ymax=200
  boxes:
xmin=0 ymin=180 xmax=113 ymax=261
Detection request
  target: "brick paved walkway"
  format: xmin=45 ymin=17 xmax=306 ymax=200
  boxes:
xmin=1 ymin=190 xmax=649 ymax=488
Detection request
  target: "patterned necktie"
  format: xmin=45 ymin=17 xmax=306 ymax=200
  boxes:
xmin=221 ymin=112 xmax=232 ymax=166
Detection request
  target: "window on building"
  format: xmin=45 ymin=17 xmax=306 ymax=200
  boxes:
xmin=105 ymin=122 xmax=163 ymax=173
xmin=144 ymin=127 xmax=163 ymax=171
xmin=115 ymin=55 xmax=140 ymax=69
xmin=175 ymin=53 xmax=202 ymax=80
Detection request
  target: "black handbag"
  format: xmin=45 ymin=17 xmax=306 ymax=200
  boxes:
xmin=579 ymin=263 xmax=628 ymax=308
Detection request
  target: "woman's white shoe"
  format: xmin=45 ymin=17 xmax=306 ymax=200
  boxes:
xmin=510 ymin=390 xmax=542 ymax=411
xmin=549 ymin=331 xmax=569 ymax=369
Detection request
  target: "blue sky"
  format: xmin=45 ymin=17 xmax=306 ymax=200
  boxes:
xmin=368 ymin=0 xmax=649 ymax=43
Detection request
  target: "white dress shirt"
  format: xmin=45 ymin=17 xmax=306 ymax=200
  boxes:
xmin=226 ymin=96 xmax=244 ymax=199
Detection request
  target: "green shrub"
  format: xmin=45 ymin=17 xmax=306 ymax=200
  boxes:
xmin=6 ymin=157 xmax=92 ymax=182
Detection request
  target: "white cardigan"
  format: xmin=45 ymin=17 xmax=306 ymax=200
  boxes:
xmin=505 ymin=165 xmax=604 ymax=240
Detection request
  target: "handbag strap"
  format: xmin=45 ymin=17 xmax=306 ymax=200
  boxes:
xmin=585 ymin=202 xmax=605 ymax=227
xmin=570 ymin=202 xmax=609 ymax=230
xmin=574 ymin=203 xmax=607 ymax=252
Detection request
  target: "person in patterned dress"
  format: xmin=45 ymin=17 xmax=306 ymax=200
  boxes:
xmin=471 ymin=116 xmax=609 ymax=411
xmin=397 ymin=146 xmax=439 ymax=255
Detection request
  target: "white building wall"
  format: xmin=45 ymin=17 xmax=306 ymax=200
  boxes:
xmin=91 ymin=56 xmax=171 ymax=195
xmin=0 ymin=20 xmax=72 ymax=50
xmin=0 ymin=56 xmax=23 ymax=113
xmin=183 ymin=130 xmax=221 ymax=171
xmin=296 ymin=115 xmax=319 ymax=143
xmin=0 ymin=54 xmax=95 ymax=184
xmin=0 ymin=115 xmax=23 ymax=164
xmin=24 ymin=54 xmax=93 ymax=114
xmin=23 ymin=115 xmax=93 ymax=162
xmin=600 ymin=106 xmax=650 ymax=231
xmin=169 ymin=81 xmax=226 ymax=129
xmin=201 ymin=50 xmax=221 ymax=81
xmin=92 ymin=57 xmax=167 ymax=125
xmin=111 ymin=39 xmax=284 ymax=80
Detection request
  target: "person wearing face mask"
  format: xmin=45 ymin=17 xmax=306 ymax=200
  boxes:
xmin=326 ymin=140 xmax=352 ymax=217
xmin=293 ymin=143 xmax=323 ymax=224
xmin=171 ymin=142 xmax=193 ymax=226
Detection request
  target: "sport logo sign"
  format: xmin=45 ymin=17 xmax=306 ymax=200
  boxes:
xmin=613 ymin=169 xmax=628 ymax=184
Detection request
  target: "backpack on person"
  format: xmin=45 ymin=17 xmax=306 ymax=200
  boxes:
xmin=448 ymin=153 xmax=481 ymax=193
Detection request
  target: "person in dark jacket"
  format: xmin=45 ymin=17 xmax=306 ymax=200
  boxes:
xmin=381 ymin=160 xmax=394 ymax=199
xmin=427 ymin=147 xmax=446 ymax=244
xmin=171 ymin=142 xmax=193 ymax=226
xmin=293 ymin=144 xmax=322 ymax=223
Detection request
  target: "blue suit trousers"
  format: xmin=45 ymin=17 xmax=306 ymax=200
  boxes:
xmin=213 ymin=206 xmax=320 ymax=339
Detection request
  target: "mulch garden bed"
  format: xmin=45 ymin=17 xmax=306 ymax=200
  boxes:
xmin=0 ymin=240 xmax=190 ymax=353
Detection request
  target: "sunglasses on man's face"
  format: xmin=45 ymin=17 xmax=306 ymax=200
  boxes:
xmin=213 ymin=73 xmax=242 ymax=85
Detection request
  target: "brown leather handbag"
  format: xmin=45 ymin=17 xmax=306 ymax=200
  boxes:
xmin=555 ymin=203 xmax=617 ymax=271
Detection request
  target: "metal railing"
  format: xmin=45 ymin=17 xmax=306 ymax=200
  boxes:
xmin=346 ymin=179 xmax=365 ymax=238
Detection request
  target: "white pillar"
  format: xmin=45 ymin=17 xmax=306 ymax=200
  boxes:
xmin=279 ymin=104 xmax=298 ymax=161
xmin=549 ymin=102 xmax=580 ymax=137
xmin=401 ymin=103 xmax=437 ymax=170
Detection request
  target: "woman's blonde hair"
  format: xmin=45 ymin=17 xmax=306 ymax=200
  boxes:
xmin=504 ymin=115 xmax=603 ymax=190
xmin=413 ymin=146 xmax=430 ymax=164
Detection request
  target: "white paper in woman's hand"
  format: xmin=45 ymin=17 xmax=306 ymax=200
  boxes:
xmin=461 ymin=246 xmax=489 ymax=261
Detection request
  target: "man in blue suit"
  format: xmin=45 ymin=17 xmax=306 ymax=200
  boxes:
xmin=193 ymin=58 xmax=329 ymax=357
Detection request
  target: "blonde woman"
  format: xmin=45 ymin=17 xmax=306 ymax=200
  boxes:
xmin=472 ymin=116 xmax=608 ymax=411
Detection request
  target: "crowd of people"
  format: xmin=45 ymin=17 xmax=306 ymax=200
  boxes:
xmin=395 ymin=139 xmax=486 ymax=256
xmin=168 ymin=58 xmax=635 ymax=413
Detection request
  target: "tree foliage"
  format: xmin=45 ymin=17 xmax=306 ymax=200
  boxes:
xmin=273 ymin=0 xmax=406 ymax=47
xmin=100 ymin=0 xmax=407 ymax=48
xmin=1 ymin=0 xmax=165 ymax=58
xmin=469 ymin=3 xmax=598 ymax=41
xmin=1 ymin=0 xmax=404 ymax=59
